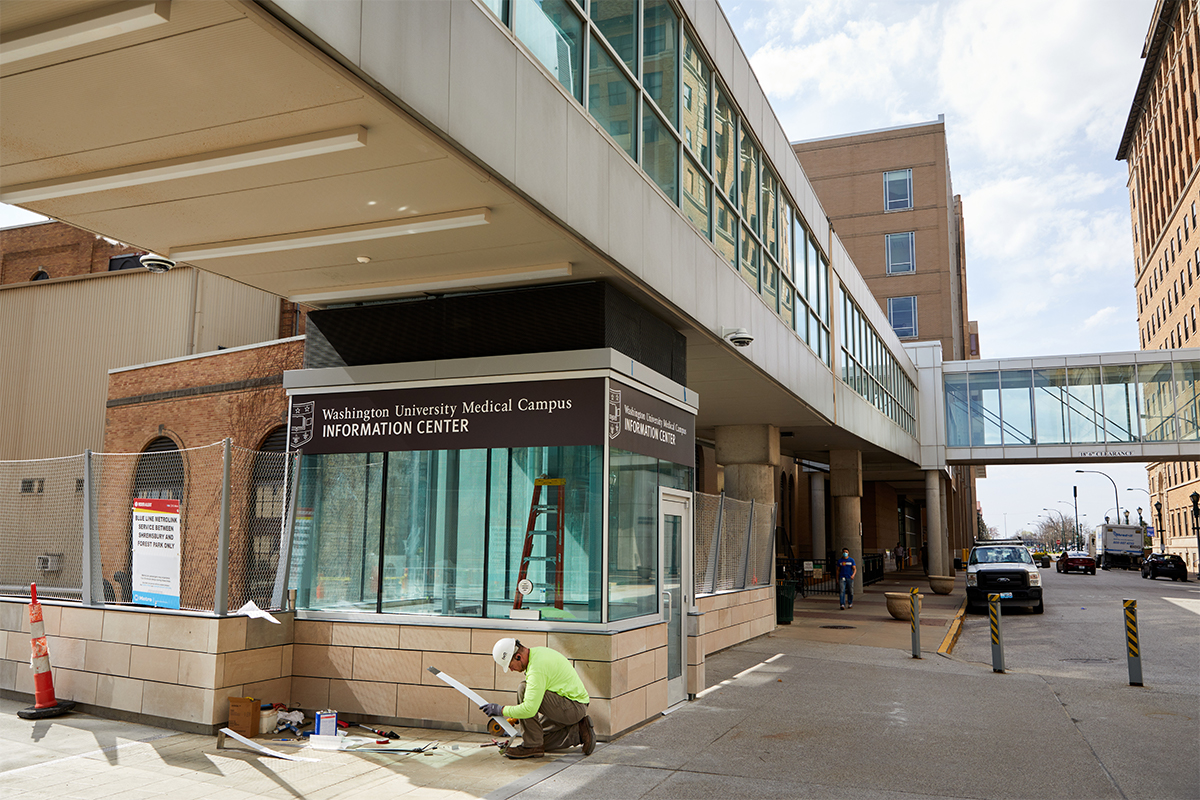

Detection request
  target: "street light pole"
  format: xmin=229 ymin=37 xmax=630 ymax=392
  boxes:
xmin=1073 ymin=486 xmax=1080 ymax=551
xmin=1155 ymin=501 xmax=1164 ymax=558
xmin=1077 ymin=469 xmax=1121 ymax=528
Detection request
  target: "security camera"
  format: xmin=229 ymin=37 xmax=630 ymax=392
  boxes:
xmin=720 ymin=327 xmax=754 ymax=347
xmin=140 ymin=254 xmax=175 ymax=273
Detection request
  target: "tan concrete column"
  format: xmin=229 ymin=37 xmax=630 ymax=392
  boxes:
xmin=715 ymin=425 xmax=779 ymax=507
xmin=830 ymin=450 xmax=863 ymax=594
xmin=810 ymin=473 xmax=827 ymax=560
xmin=925 ymin=470 xmax=947 ymax=576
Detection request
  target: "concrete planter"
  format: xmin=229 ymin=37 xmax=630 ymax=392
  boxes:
xmin=927 ymin=575 xmax=955 ymax=595
xmin=884 ymin=592 xmax=923 ymax=620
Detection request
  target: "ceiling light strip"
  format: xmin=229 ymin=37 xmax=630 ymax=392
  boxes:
xmin=0 ymin=1 xmax=172 ymax=66
xmin=171 ymin=208 xmax=491 ymax=261
xmin=0 ymin=127 xmax=368 ymax=204
xmin=288 ymin=264 xmax=573 ymax=305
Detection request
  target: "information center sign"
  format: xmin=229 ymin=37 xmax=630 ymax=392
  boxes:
xmin=290 ymin=376 xmax=694 ymax=465
xmin=131 ymin=497 xmax=181 ymax=609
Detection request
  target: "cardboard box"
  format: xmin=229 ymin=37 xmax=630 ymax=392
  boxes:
xmin=228 ymin=696 xmax=259 ymax=738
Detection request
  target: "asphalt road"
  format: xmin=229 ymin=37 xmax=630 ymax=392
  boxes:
xmin=955 ymin=561 xmax=1200 ymax=691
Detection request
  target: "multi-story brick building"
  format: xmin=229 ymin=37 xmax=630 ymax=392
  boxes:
xmin=791 ymin=117 xmax=979 ymax=563
xmin=1118 ymin=0 xmax=1200 ymax=569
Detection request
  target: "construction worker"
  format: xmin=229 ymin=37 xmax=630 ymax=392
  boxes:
xmin=479 ymin=637 xmax=595 ymax=759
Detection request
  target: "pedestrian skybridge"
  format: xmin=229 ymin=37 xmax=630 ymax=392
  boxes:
xmin=941 ymin=349 xmax=1200 ymax=464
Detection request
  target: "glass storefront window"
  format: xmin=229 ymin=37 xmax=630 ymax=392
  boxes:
xmin=642 ymin=101 xmax=677 ymax=201
xmin=590 ymin=0 xmax=636 ymax=73
xmin=589 ymin=33 xmax=636 ymax=159
xmin=295 ymin=445 xmax=603 ymax=622
xmin=643 ymin=0 xmax=678 ymax=127
xmin=514 ymin=0 xmax=583 ymax=101
xmin=682 ymin=31 xmax=710 ymax=170
xmin=682 ymin=155 xmax=710 ymax=237
xmin=715 ymin=196 xmax=737 ymax=269
xmin=714 ymin=89 xmax=736 ymax=206
xmin=740 ymin=130 xmax=759 ymax=233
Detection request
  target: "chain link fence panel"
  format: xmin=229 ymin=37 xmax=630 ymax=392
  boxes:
xmin=2 ymin=441 xmax=295 ymax=613
xmin=694 ymin=492 xmax=776 ymax=595
xmin=0 ymin=454 xmax=85 ymax=600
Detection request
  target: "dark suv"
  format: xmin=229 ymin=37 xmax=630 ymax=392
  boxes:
xmin=1141 ymin=553 xmax=1188 ymax=581
xmin=966 ymin=541 xmax=1043 ymax=613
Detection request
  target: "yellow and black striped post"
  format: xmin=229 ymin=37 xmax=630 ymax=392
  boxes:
xmin=909 ymin=587 xmax=921 ymax=659
xmin=1124 ymin=598 xmax=1142 ymax=686
xmin=989 ymin=593 xmax=1005 ymax=673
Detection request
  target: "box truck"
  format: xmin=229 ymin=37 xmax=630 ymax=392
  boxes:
xmin=1092 ymin=524 xmax=1144 ymax=571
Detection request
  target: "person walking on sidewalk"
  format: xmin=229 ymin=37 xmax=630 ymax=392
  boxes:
xmin=480 ymin=638 xmax=595 ymax=760
xmin=837 ymin=548 xmax=857 ymax=609
xmin=894 ymin=544 xmax=906 ymax=570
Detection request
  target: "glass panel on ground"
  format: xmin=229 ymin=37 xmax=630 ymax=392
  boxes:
xmin=999 ymin=370 xmax=1034 ymax=445
xmin=588 ymin=34 xmax=636 ymax=159
xmin=1033 ymin=368 xmax=1068 ymax=444
xmin=1101 ymin=365 xmax=1140 ymax=442
xmin=514 ymin=0 xmax=582 ymax=100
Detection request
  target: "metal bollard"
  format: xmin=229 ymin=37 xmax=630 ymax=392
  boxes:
xmin=989 ymin=593 xmax=1005 ymax=673
xmin=1124 ymin=598 xmax=1143 ymax=686
xmin=910 ymin=587 xmax=921 ymax=658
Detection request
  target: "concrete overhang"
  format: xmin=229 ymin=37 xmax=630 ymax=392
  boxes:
xmin=0 ymin=0 xmax=922 ymax=476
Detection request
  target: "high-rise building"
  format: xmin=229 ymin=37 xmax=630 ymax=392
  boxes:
xmin=1118 ymin=0 xmax=1200 ymax=570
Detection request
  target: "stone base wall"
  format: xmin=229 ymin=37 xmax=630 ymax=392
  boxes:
xmin=0 ymin=600 xmax=676 ymax=739
xmin=0 ymin=600 xmax=292 ymax=734
xmin=687 ymin=587 xmax=776 ymax=694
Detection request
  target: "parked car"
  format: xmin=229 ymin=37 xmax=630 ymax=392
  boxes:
xmin=966 ymin=541 xmax=1043 ymax=613
xmin=1056 ymin=551 xmax=1096 ymax=575
xmin=1141 ymin=553 xmax=1188 ymax=581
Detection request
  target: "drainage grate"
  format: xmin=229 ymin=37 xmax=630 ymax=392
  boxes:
xmin=820 ymin=625 xmax=856 ymax=629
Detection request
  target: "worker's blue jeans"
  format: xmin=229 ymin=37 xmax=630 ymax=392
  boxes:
xmin=839 ymin=576 xmax=854 ymax=607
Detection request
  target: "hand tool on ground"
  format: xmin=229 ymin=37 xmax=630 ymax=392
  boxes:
xmin=352 ymin=722 xmax=399 ymax=739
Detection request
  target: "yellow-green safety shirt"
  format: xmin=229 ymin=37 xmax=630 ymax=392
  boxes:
xmin=502 ymin=647 xmax=590 ymax=719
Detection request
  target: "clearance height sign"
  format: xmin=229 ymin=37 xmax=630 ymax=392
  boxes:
xmin=289 ymin=377 xmax=693 ymax=465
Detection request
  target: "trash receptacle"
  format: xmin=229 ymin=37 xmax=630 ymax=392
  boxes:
xmin=776 ymin=580 xmax=797 ymax=624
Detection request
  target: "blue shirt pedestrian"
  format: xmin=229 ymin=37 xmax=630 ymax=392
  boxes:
xmin=836 ymin=549 xmax=857 ymax=609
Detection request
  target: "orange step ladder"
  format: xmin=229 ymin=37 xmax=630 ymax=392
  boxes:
xmin=513 ymin=477 xmax=565 ymax=611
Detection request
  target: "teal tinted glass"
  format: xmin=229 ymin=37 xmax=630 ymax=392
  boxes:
xmin=682 ymin=32 xmax=710 ymax=169
xmin=714 ymin=89 xmax=736 ymax=205
xmin=514 ymin=0 xmax=582 ymax=100
xmin=715 ymin=197 xmax=737 ymax=269
xmin=740 ymin=130 xmax=759 ymax=232
xmin=740 ymin=227 xmax=759 ymax=290
xmin=589 ymin=33 xmax=636 ymax=159
xmin=682 ymin=155 xmax=710 ymax=237
xmin=643 ymin=0 xmax=678 ymax=127
xmin=642 ymin=100 xmax=677 ymax=201
xmin=590 ymin=0 xmax=636 ymax=72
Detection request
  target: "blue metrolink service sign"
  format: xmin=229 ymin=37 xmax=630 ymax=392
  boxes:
xmin=289 ymin=377 xmax=693 ymax=465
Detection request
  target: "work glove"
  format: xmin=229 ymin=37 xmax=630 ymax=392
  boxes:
xmin=479 ymin=702 xmax=504 ymax=718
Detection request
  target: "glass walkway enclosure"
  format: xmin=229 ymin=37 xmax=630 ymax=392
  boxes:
xmin=942 ymin=350 xmax=1200 ymax=463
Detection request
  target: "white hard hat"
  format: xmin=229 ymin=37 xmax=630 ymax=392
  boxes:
xmin=493 ymin=638 xmax=518 ymax=672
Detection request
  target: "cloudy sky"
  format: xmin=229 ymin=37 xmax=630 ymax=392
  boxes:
xmin=721 ymin=0 xmax=1158 ymax=539
xmin=0 ymin=0 xmax=1163 ymax=541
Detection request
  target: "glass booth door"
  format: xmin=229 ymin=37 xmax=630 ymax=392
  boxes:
xmin=659 ymin=488 xmax=692 ymax=706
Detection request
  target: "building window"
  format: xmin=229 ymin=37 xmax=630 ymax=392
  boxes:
xmin=887 ymin=296 xmax=918 ymax=338
xmin=885 ymin=232 xmax=915 ymax=274
xmin=31 ymin=269 xmax=49 ymax=281
xmin=884 ymin=169 xmax=913 ymax=211
xmin=513 ymin=0 xmax=582 ymax=101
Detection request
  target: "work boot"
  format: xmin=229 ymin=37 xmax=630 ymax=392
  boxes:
xmin=578 ymin=716 xmax=595 ymax=756
xmin=503 ymin=744 xmax=544 ymax=759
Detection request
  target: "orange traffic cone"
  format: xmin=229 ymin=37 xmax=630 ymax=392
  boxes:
xmin=17 ymin=583 xmax=75 ymax=720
